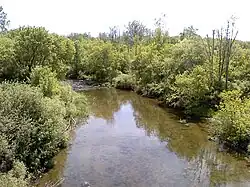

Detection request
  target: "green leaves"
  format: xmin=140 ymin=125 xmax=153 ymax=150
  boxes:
xmin=212 ymin=90 xmax=250 ymax=150
xmin=168 ymin=65 xmax=211 ymax=116
xmin=30 ymin=66 xmax=60 ymax=97
xmin=0 ymin=36 xmax=15 ymax=79
xmin=1 ymin=26 xmax=75 ymax=81
xmin=0 ymin=81 xmax=88 ymax=181
xmin=112 ymin=73 xmax=135 ymax=90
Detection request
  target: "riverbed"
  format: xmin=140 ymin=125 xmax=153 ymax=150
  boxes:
xmin=38 ymin=88 xmax=250 ymax=187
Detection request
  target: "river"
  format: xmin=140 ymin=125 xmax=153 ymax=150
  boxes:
xmin=38 ymin=88 xmax=250 ymax=187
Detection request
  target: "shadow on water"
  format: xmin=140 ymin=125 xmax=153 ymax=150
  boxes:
xmin=38 ymin=88 xmax=250 ymax=187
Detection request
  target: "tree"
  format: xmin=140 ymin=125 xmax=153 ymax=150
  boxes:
xmin=124 ymin=20 xmax=149 ymax=47
xmin=0 ymin=36 xmax=15 ymax=79
xmin=108 ymin=26 xmax=120 ymax=42
xmin=50 ymin=34 xmax=75 ymax=79
xmin=4 ymin=26 xmax=75 ymax=80
xmin=205 ymin=17 xmax=238 ymax=90
xmin=99 ymin=32 xmax=109 ymax=42
xmin=9 ymin=26 xmax=53 ymax=79
xmin=180 ymin=26 xmax=199 ymax=40
xmin=67 ymin=32 xmax=91 ymax=40
xmin=0 ymin=6 xmax=9 ymax=32
xmin=153 ymin=14 xmax=169 ymax=50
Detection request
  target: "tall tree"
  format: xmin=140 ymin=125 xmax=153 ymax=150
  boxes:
xmin=0 ymin=6 xmax=10 ymax=32
xmin=153 ymin=14 xmax=169 ymax=50
xmin=205 ymin=17 xmax=238 ymax=90
xmin=124 ymin=20 xmax=149 ymax=47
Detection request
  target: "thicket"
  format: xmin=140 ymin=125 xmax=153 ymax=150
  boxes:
xmin=0 ymin=7 xmax=88 ymax=186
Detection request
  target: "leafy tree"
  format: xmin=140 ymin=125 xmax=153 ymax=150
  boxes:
xmin=0 ymin=36 xmax=15 ymax=79
xmin=3 ymin=27 xmax=75 ymax=80
xmin=180 ymin=26 xmax=199 ymax=40
xmin=0 ymin=6 xmax=9 ymax=32
xmin=50 ymin=34 xmax=75 ymax=79
xmin=124 ymin=20 xmax=149 ymax=47
xmin=8 ymin=26 xmax=53 ymax=80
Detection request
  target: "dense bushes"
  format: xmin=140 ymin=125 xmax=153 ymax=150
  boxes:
xmin=212 ymin=90 xmax=250 ymax=151
xmin=0 ymin=8 xmax=90 ymax=186
xmin=0 ymin=82 xmax=82 ymax=172
xmin=0 ymin=161 xmax=28 ymax=187
xmin=0 ymin=68 xmax=88 ymax=185
xmin=112 ymin=73 xmax=135 ymax=90
xmin=167 ymin=65 xmax=212 ymax=116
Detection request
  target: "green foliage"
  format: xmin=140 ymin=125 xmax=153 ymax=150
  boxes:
xmin=112 ymin=73 xmax=135 ymax=90
xmin=30 ymin=66 xmax=60 ymax=97
xmin=212 ymin=90 xmax=250 ymax=150
xmin=0 ymin=35 xmax=15 ymax=79
xmin=0 ymin=14 xmax=248 ymax=158
xmin=0 ymin=161 xmax=28 ymax=187
xmin=50 ymin=34 xmax=75 ymax=79
xmin=168 ymin=65 xmax=211 ymax=116
xmin=2 ymin=26 xmax=75 ymax=80
xmin=30 ymin=66 xmax=88 ymax=120
xmin=179 ymin=26 xmax=199 ymax=40
xmin=68 ymin=40 xmax=87 ymax=78
xmin=8 ymin=27 xmax=53 ymax=80
xmin=0 ymin=83 xmax=67 ymax=173
xmin=0 ymin=81 xmax=88 ymax=187
xmin=57 ymin=82 xmax=88 ymax=120
xmin=170 ymin=39 xmax=206 ymax=72
xmin=82 ymin=40 xmax=119 ymax=82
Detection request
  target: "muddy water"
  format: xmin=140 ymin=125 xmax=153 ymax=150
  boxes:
xmin=38 ymin=88 xmax=250 ymax=187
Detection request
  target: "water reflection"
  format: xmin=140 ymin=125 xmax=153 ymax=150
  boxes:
xmin=39 ymin=88 xmax=250 ymax=187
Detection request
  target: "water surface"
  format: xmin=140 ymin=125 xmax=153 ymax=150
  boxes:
xmin=38 ymin=88 xmax=250 ymax=187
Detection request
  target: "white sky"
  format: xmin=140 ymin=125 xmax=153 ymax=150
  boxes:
xmin=1 ymin=0 xmax=250 ymax=40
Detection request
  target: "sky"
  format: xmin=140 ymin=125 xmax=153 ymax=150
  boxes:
xmin=1 ymin=0 xmax=250 ymax=40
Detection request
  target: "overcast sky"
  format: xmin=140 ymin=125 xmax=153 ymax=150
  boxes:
xmin=1 ymin=0 xmax=250 ymax=40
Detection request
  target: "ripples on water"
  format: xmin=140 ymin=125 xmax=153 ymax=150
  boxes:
xmin=38 ymin=88 xmax=250 ymax=187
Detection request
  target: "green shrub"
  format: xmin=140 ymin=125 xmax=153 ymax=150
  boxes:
xmin=112 ymin=73 xmax=135 ymax=90
xmin=167 ymin=65 xmax=211 ymax=116
xmin=0 ymin=82 xmax=88 ymax=177
xmin=30 ymin=66 xmax=60 ymax=97
xmin=0 ymin=65 xmax=88 ymax=186
xmin=0 ymin=83 xmax=68 ymax=173
xmin=30 ymin=66 xmax=88 ymax=121
xmin=57 ymin=82 xmax=88 ymax=121
xmin=0 ymin=161 xmax=28 ymax=187
xmin=212 ymin=90 xmax=250 ymax=151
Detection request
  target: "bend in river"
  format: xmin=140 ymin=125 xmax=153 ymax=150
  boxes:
xmin=38 ymin=88 xmax=250 ymax=187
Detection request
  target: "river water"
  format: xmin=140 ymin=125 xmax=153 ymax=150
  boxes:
xmin=38 ymin=88 xmax=250 ymax=187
